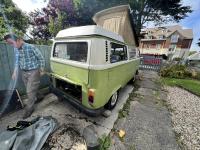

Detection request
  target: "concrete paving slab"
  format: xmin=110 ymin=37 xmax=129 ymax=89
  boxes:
xmin=140 ymin=78 xmax=161 ymax=90
xmin=110 ymin=71 xmax=180 ymax=150
xmin=136 ymin=87 xmax=158 ymax=97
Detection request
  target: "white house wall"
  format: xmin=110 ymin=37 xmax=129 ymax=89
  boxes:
xmin=140 ymin=48 xmax=168 ymax=55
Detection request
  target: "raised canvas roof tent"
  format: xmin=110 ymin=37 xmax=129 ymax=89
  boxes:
xmin=55 ymin=25 xmax=124 ymax=43
xmin=93 ymin=5 xmax=139 ymax=47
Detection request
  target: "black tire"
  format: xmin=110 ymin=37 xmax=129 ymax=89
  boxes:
xmin=105 ymin=91 xmax=119 ymax=110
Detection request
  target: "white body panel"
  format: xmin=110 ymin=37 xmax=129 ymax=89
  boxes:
xmin=51 ymin=37 xmax=139 ymax=70
xmin=56 ymin=25 xmax=124 ymax=43
xmin=51 ymin=26 xmax=140 ymax=71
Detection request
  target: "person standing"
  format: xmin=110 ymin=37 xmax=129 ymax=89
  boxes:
xmin=4 ymin=34 xmax=45 ymax=119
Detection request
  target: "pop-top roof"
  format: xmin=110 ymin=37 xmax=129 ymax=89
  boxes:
xmin=55 ymin=25 xmax=124 ymax=42
xmin=93 ymin=5 xmax=139 ymax=47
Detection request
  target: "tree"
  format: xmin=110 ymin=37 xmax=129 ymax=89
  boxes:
xmin=56 ymin=0 xmax=192 ymax=36
xmin=47 ymin=9 xmax=63 ymax=38
xmin=29 ymin=0 xmax=192 ymax=39
xmin=29 ymin=0 xmax=82 ymax=40
xmin=94 ymin=0 xmax=192 ymax=35
xmin=28 ymin=6 xmax=53 ymax=40
xmin=128 ymin=0 xmax=192 ymax=35
xmin=0 ymin=0 xmax=28 ymax=40
xmin=29 ymin=0 xmax=124 ymax=39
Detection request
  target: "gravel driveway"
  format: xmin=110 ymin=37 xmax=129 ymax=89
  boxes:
xmin=166 ymin=86 xmax=200 ymax=150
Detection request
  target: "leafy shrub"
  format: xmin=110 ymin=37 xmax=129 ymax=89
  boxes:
xmin=192 ymin=71 xmax=200 ymax=80
xmin=160 ymin=64 xmax=192 ymax=79
xmin=189 ymin=51 xmax=197 ymax=56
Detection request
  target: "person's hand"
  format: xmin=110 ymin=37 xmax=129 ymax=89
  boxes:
xmin=12 ymin=71 xmax=17 ymax=80
xmin=40 ymin=68 xmax=45 ymax=76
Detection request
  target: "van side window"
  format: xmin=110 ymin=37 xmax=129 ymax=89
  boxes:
xmin=53 ymin=42 xmax=88 ymax=63
xmin=110 ymin=43 xmax=127 ymax=63
xmin=129 ymin=48 xmax=137 ymax=59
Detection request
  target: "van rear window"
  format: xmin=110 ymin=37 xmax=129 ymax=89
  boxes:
xmin=53 ymin=42 xmax=88 ymax=63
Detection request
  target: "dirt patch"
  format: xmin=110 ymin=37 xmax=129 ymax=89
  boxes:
xmin=43 ymin=124 xmax=87 ymax=150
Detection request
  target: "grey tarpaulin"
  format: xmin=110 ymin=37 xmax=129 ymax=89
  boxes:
xmin=0 ymin=116 xmax=57 ymax=150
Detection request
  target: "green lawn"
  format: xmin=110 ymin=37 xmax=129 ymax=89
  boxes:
xmin=161 ymin=78 xmax=200 ymax=97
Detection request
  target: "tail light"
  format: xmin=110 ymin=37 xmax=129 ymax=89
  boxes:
xmin=88 ymin=89 xmax=95 ymax=104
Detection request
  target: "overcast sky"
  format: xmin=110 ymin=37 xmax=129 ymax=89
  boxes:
xmin=12 ymin=0 xmax=200 ymax=51
xmin=180 ymin=0 xmax=200 ymax=51
xmin=12 ymin=0 xmax=48 ymax=13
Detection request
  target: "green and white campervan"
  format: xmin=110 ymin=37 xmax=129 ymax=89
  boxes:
xmin=50 ymin=5 xmax=140 ymax=116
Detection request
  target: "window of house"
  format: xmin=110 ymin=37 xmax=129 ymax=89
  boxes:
xmin=157 ymin=44 xmax=161 ymax=49
xmin=158 ymin=35 xmax=164 ymax=39
xmin=150 ymin=43 xmax=156 ymax=49
xmin=110 ymin=42 xmax=127 ymax=63
xmin=53 ymin=42 xmax=88 ymax=63
xmin=169 ymin=44 xmax=176 ymax=51
xmin=147 ymin=36 xmax=153 ymax=39
xmin=148 ymin=31 xmax=152 ymax=34
xmin=171 ymin=34 xmax=179 ymax=43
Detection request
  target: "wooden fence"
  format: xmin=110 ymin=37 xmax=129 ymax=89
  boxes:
xmin=0 ymin=42 xmax=51 ymax=93
xmin=139 ymin=55 xmax=163 ymax=71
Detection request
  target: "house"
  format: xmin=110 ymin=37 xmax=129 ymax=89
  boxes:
xmin=139 ymin=25 xmax=193 ymax=59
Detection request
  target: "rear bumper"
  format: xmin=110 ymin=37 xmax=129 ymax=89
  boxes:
xmin=50 ymin=86 xmax=104 ymax=117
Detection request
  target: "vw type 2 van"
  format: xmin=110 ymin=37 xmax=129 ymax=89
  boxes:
xmin=50 ymin=5 xmax=140 ymax=116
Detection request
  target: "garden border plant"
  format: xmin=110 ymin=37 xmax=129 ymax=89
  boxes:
xmin=160 ymin=64 xmax=200 ymax=97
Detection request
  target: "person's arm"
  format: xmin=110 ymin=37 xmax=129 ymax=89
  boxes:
xmin=32 ymin=46 xmax=45 ymax=72
xmin=12 ymin=48 xmax=19 ymax=80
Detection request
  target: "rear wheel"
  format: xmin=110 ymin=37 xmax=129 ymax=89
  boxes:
xmin=105 ymin=91 xmax=118 ymax=110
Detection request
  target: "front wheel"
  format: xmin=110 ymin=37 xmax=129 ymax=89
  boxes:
xmin=105 ymin=91 xmax=118 ymax=110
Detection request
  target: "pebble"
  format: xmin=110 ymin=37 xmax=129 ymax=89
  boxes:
xmin=166 ymin=86 xmax=200 ymax=150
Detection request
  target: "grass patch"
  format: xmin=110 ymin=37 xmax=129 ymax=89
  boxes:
xmin=118 ymin=79 xmax=141 ymax=119
xmin=118 ymin=90 xmax=139 ymax=119
xmin=118 ymin=95 xmax=131 ymax=119
xmin=128 ymin=144 xmax=136 ymax=150
xmin=98 ymin=134 xmax=112 ymax=150
xmin=174 ymin=132 xmax=187 ymax=150
xmin=161 ymin=78 xmax=200 ymax=96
